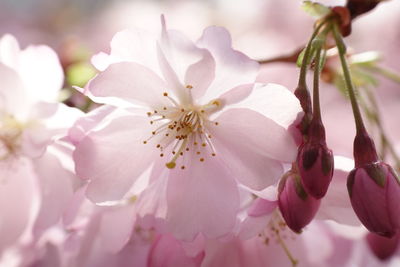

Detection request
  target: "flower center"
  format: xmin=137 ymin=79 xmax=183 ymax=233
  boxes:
xmin=0 ymin=115 xmax=23 ymax=160
xmin=143 ymin=91 xmax=222 ymax=170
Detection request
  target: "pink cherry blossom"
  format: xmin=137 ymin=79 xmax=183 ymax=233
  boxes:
xmin=0 ymin=34 xmax=82 ymax=255
xmin=72 ymin=17 xmax=302 ymax=240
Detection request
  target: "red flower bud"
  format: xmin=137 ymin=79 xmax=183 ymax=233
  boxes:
xmin=278 ymin=169 xmax=321 ymax=233
xmin=297 ymin=119 xmax=334 ymax=199
xmin=366 ymin=232 xmax=400 ymax=260
xmin=347 ymin=162 xmax=400 ymax=237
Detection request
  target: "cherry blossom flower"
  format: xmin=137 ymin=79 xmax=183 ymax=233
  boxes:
xmin=71 ymin=17 xmax=302 ymax=240
xmin=0 ymin=34 xmax=82 ymax=255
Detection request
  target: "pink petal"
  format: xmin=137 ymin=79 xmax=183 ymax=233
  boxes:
xmin=68 ymin=105 xmax=116 ymax=145
xmin=0 ymin=159 xmax=38 ymax=251
xmin=166 ymin=153 xmax=240 ymax=241
xmin=135 ymin=163 xmax=168 ymax=219
xmin=184 ymin=49 xmax=215 ymax=99
xmin=229 ymin=83 xmax=303 ymax=128
xmin=20 ymin=125 xmax=52 ymax=158
xmin=87 ymin=62 xmax=168 ymax=108
xmin=109 ymin=29 xmax=159 ymax=72
xmin=19 ymin=45 xmax=63 ymax=103
xmin=156 ymin=44 xmax=187 ymax=103
xmin=218 ymin=84 xmax=254 ymax=106
xmin=73 ymin=115 xmax=155 ymax=203
xmin=148 ymin=234 xmax=204 ymax=267
xmin=159 ymin=19 xmax=204 ymax=84
xmin=196 ymin=26 xmax=259 ymax=101
xmin=213 ymin=108 xmax=297 ymax=161
xmin=0 ymin=34 xmax=20 ymax=69
xmin=0 ymin=63 xmax=28 ymax=116
xmin=317 ymin=166 xmax=361 ymax=226
xmin=32 ymin=150 xmax=75 ymax=238
xmin=247 ymin=199 xmax=277 ymax=217
xmin=98 ymin=204 xmax=136 ymax=253
xmin=208 ymin=108 xmax=297 ymax=190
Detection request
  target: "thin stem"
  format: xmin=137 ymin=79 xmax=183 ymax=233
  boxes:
xmin=331 ymin=22 xmax=366 ymax=134
xmin=312 ymin=47 xmax=323 ymax=121
xmin=298 ymin=20 xmax=329 ymax=88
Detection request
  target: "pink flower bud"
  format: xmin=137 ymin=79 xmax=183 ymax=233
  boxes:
xmin=366 ymin=232 xmax=400 ymax=260
xmin=278 ymin=169 xmax=321 ymax=233
xmin=347 ymin=162 xmax=400 ymax=237
xmin=297 ymin=119 xmax=334 ymax=199
xmin=297 ymin=142 xmax=334 ymax=199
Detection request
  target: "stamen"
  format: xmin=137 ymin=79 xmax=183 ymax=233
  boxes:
xmin=163 ymin=92 xmax=179 ymax=106
xmin=166 ymin=138 xmax=188 ymax=169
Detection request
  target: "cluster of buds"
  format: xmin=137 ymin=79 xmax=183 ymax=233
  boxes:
xmin=278 ymin=4 xmax=400 ymax=247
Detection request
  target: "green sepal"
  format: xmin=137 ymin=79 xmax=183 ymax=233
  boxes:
xmin=294 ymin=174 xmax=308 ymax=201
xmin=365 ymin=163 xmax=386 ymax=188
xmin=301 ymin=1 xmax=331 ymax=18
xmin=321 ymin=149 xmax=333 ymax=176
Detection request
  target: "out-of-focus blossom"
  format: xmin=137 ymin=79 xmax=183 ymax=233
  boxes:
xmin=0 ymin=34 xmax=82 ymax=256
xmin=71 ymin=17 xmax=301 ymax=241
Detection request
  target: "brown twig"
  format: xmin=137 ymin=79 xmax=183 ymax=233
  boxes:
xmin=258 ymin=47 xmax=303 ymax=65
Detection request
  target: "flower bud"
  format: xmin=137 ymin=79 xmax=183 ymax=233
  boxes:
xmin=346 ymin=0 xmax=381 ymax=19
xmin=297 ymin=119 xmax=334 ymax=199
xmin=347 ymin=162 xmax=400 ymax=237
xmin=366 ymin=232 xmax=400 ymax=260
xmin=278 ymin=169 xmax=321 ymax=233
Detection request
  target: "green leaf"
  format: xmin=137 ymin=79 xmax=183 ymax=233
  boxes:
xmin=350 ymin=68 xmax=379 ymax=88
xmin=349 ymin=51 xmax=381 ymax=68
xmin=296 ymin=45 xmax=317 ymax=68
xmin=66 ymin=62 xmax=97 ymax=87
xmin=296 ymin=47 xmax=307 ymax=68
xmin=301 ymin=1 xmax=331 ymax=18
xmin=334 ymin=75 xmax=349 ymax=98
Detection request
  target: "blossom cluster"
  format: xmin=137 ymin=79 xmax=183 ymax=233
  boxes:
xmin=1 ymin=3 xmax=400 ymax=266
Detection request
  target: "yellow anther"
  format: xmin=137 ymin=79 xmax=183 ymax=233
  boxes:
xmin=166 ymin=162 xmax=176 ymax=169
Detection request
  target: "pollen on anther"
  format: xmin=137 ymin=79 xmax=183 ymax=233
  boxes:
xmin=194 ymin=142 xmax=198 ymax=145
xmin=143 ymin=141 xmax=147 ymax=144
xmin=163 ymin=92 xmax=168 ymax=96
xmin=166 ymin=162 xmax=176 ymax=169
xmin=199 ymin=158 xmax=205 ymax=162
xmin=180 ymin=152 xmax=183 ymax=156
xmin=147 ymin=112 xmax=152 ymax=116
xmin=196 ymin=151 xmax=201 ymax=155
xmin=152 ymin=131 xmax=156 ymax=135
xmin=201 ymin=143 xmax=206 ymax=147
xmin=215 ymin=122 xmax=219 ymax=126
xmin=160 ymin=153 xmax=164 ymax=157
xmin=156 ymin=144 xmax=161 ymax=148
xmin=181 ymin=108 xmax=185 ymax=112
xmin=172 ymin=151 xmax=176 ymax=155
xmin=163 ymin=107 xmax=167 ymax=110
xmin=185 ymin=148 xmax=189 ymax=151
xmin=186 ymin=85 xmax=193 ymax=89
xmin=181 ymin=166 xmax=185 ymax=170
xmin=211 ymin=153 xmax=216 ymax=156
